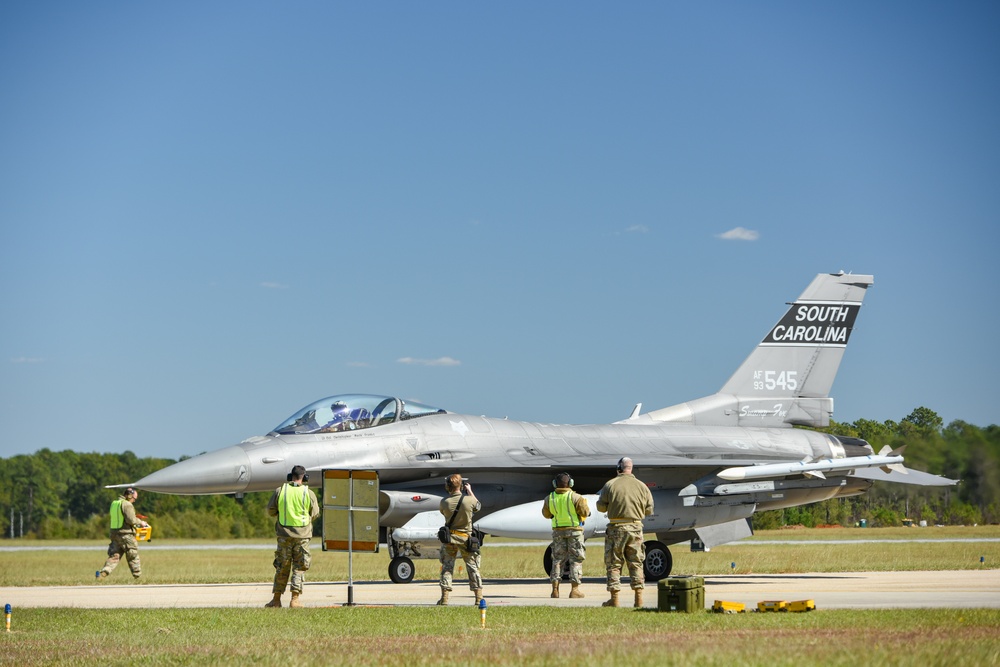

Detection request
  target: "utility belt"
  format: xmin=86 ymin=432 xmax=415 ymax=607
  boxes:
xmin=442 ymin=529 xmax=480 ymax=554
xmin=609 ymin=519 xmax=643 ymax=525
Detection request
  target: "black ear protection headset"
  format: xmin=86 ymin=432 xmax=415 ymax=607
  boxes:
xmin=552 ymin=472 xmax=574 ymax=488
xmin=617 ymin=457 xmax=627 ymax=473
xmin=287 ymin=469 xmax=310 ymax=483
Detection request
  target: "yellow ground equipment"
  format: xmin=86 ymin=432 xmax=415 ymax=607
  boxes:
xmin=136 ymin=525 xmax=153 ymax=542
xmin=712 ymin=600 xmax=746 ymax=614
xmin=757 ymin=600 xmax=789 ymax=612
xmin=788 ymin=599 xmax=816 ymax=612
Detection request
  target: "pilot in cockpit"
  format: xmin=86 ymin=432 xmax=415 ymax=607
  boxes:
xmin=318 ymin=401 xmax=353 ymax=432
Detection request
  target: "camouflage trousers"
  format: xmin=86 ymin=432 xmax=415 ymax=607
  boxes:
xmin=439 ymin=542 xmax=482 ymax=592
xmin=550 ymin=530 xmax=586 ymax=584
xmin=101 ymin=531 xmax=141 ymax=578
xmin=272 ymin=537 xmax=312 ymax=594
xmin=604 ymin=522 xmax=645 ymax=591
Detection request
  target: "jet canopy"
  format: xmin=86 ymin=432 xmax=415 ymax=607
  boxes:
xmin=269 ymin=394 xmax=448 ymax=435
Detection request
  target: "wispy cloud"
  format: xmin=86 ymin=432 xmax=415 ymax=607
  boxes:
xmin=397 ymin=356 xmax=461 ymax=367
xmin=260 ymin=282 xmax=289 ymax=289
xmin=11 ymin=357 xmax=44 ymax=364
xmin=625 ymin=224 xmax=649 ymax=234
xmin=715 ymin=227 xmax=760 ymax=241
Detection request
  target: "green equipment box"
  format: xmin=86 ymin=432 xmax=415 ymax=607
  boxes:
xmin=657 ymin=575 xmax=705 ymax=613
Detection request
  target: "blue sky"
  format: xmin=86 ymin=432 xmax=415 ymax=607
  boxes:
xmin=2 ymin=2 xmax=998 ymax=461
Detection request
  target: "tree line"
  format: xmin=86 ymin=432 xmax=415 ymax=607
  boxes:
xmin=2 ymin=407 xmax=997 ymax=540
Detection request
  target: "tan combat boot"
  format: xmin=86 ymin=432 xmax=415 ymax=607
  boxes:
xmin=436 ymin=590 xmax=450 ymax=606
xmin=551 ymin=581 xmax=560 ymax=598
xmin=290 ymin=592 xmax=302 ymax=608
xmin=474 ymin=589 xmax=483 ymax=606
xmin=569 ymin=583 xmax=584 ymax=599
xmin=264 ymin=593 xmax=282 ymax=608
xmin=634 ymin=589 xmax=643 ymax=608
xmin=602 ymin=590 xmax=620 ymax=607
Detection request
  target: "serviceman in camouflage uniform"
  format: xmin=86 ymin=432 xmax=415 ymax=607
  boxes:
xmin=437 ymin=473 xmax=483 ymax=606
xmin=264 ymin=465 xmax=320 ymax=608
xmin=596 ymin=457 xmax=654 ymax=607
xmin=541 ymin=472 xmax=590 ymax=599
xmin=96 ymin=487 xmax=148 ymax=580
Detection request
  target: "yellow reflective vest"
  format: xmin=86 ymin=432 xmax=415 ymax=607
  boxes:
xmin=109 ymin=499 xmax=125 ymax=530
xmin=548 ymin=490 xmax=580 ymax=529
xmin=277 ymin=483 xmax=312 ymax=527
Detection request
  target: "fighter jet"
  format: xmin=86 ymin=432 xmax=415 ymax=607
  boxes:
xmin=116 ymin=272 xmax=955 ymax=583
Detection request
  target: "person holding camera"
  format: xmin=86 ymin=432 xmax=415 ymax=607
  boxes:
xmin=437 ymin=473 xmax=483 ymax=606
xmin=596 ymin=457 xmax=654 ymax=608
xmin=264 ymin=465 xmax=319 ymax=608
xmin=541 ymin=472 xmax=590 ymax=599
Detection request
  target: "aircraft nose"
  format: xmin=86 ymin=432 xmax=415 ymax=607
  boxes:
xmin=133 ymin=445 xmax=252 ymax=494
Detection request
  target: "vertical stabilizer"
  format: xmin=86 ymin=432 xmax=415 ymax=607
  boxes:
xmin=639 ymin=272 xmax=873 ymax=428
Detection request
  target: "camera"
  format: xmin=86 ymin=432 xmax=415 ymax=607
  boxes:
xmin=461 ymin=478 xmax=470 ymax=494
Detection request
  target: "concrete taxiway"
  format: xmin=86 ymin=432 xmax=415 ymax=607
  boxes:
xmin=3 ymin=570 xmax=998 ymax=609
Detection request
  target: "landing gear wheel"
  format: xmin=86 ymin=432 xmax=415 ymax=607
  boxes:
xmin=643 ymin=541 xmax=672 ymax=581
xmin=542 ymin=543 xmax=571 ymax=580
xmin=388 ymin=556 xmax=415 ymax=584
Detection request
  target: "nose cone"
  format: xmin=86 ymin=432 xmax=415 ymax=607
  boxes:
xmin=134 ymin=445 xmax=252 ymax=494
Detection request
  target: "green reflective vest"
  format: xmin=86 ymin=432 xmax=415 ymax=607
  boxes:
xmin=548 ymin=490 xmax=580 ymax=528
xmin=277 ymin=484 xmax=311 ymax=527
xmin=109 ymin=499 xmax=125 ymax=530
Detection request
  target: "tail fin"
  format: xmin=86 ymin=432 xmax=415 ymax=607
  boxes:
xmin=641 ymin=272 xmax=873 ymax=428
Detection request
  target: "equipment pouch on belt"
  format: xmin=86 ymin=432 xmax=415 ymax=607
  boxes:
xmin=465 ymin=534 xmax=480 ymax=554
xmin=437 ymin=526 xmax=450 ymax=544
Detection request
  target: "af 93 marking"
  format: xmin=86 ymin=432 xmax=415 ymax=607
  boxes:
xmin=753 ymin=370 xmax=798 ymax=391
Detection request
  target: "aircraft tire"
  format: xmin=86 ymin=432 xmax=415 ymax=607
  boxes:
xmin=642 ymin=540 xmax=672 ymax=581
xmin=542 ymin=543 xmax=571 ymax=580
xmin=388 ymin=556 xmax=415 ymax=584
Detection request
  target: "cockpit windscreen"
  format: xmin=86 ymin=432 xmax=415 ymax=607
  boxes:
xmin=270 ymin=394 xmax=447 ymax=435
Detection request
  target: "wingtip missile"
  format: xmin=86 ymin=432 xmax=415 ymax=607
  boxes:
xmin=717 ymin=453 xmax=907 ymax=482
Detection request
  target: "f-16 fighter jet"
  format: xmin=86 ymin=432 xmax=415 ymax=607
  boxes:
xmin=114 ymin=272 xmax=954 ymax=583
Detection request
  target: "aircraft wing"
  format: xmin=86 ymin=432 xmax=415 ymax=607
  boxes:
xmin=848 ymin=466 xmax=957 ymax=486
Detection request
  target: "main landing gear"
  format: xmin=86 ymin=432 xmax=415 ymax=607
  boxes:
xmin=542 ymin=540 xmax=673 ymax=581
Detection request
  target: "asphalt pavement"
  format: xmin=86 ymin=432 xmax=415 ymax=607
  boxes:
xmin=3 ymin=569 xmax=999 ymax=610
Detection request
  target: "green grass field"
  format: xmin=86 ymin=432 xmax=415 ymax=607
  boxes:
xmin=3 ymin=525 xmax=997 ymax=586
xmin=2 ymin=607 xmax=998 ymax=666
xmin=2 ymin=526 xmax=999 ymax=665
